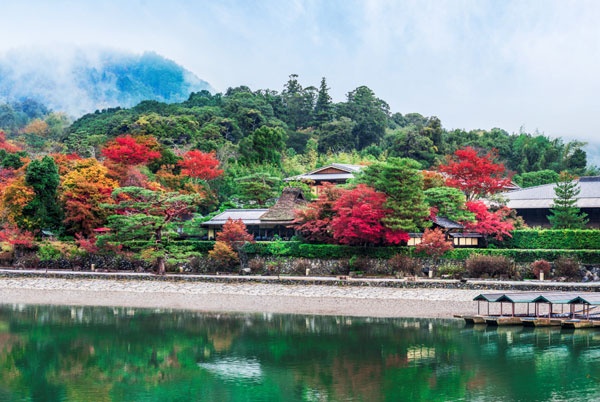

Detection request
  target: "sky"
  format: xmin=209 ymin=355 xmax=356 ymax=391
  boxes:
xmin=1 ymin=0 xmax=600 ymax=153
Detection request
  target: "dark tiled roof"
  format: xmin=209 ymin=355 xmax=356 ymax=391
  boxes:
xmin=203 ymin=209 xmax=268 ymax=226
xmin=260 ymin=187 xmax=307 ymax=222
xmin=432 ymin=216 xmax=464 ymax=229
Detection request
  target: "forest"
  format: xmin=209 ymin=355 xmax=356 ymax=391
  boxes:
xmin=0 ymin=74 xmax=594 ymax=272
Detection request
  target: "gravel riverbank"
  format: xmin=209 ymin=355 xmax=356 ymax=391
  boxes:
xmin=0 ymin=277 xmax=485 ymax=318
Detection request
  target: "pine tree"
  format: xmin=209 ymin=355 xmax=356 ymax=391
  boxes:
xmin=547 ymin=171 xmax=588 ymax=229
xmin=314 ymin=77 xmax=333 ymax=125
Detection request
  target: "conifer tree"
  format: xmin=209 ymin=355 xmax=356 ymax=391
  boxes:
xmin=547 ymin=171 xmax=588 ymax=229
xmin=314 ymin=77 xmax=333 ymax=125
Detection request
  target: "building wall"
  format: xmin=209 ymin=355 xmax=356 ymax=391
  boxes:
xmin=515 ymin=208 xmax=600 ymax=228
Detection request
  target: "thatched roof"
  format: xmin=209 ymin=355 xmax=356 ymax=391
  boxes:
xmin=260 ymin=187 xmax=307 ymax=222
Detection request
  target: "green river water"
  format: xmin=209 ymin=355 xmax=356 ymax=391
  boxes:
xmin=0 ymin=305 xmax=599 ymax=401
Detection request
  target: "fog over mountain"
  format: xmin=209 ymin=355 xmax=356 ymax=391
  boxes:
xmin=0 ymin=47 xmax=212 ymax=116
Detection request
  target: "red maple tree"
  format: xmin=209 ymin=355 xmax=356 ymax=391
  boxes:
xmin=0 ymin=131 xmax=22 ymax=153
xmin=331 ymin=184 xmax=409 ymax=246
xmin=293 ymin=183 xmax=343 ymax=243
xmin=216 ymin=218 xmax=255 ymax=251
xmin=101 ymin=135 xmax=161 ymax=165
xmin=415 ymin=228 xmax=453 ymax=258
xmin=178 ymin=150 xmax=223 ymax=181
xmin=463 ymin=201 xmax=513 ymax=240
xmin=0 ymin=225 xmax=35 ymax=256
xmin=438 ymin=147 xmax=512 ymax=200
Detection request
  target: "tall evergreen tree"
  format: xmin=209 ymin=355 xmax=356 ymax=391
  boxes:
xmin=357 ymin=157 xmax=431 ymax=232
xmin=314 ymin=77 xmax=333 ymax=125
xmin=22 ymin=156 xmax=62 ymax=231
xmin=547 ymin=171 xmax=588 ymax=229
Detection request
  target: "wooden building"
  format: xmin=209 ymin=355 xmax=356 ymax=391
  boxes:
xmin=504 ymin=176 xmax=600 ymax=228
xmin=284 ymin=163 xmax=366 ymax=195
xmin=408 ymin=216 xmax=482 ymax=248
xmin=203 ymin=188 xmax=307 ymax=241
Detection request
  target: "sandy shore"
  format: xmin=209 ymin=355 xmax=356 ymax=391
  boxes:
xmin=0 ymin=277 xmax=484 ymax=318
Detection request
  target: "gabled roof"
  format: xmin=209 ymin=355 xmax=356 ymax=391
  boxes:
xmin=284 ymin=163 xmax=366 ymax=182
xmin=505 ymin=176 xmax=600 ymax=209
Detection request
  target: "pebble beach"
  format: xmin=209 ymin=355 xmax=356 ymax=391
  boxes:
xmin=0 ymin=277 xmax=483 ymax=318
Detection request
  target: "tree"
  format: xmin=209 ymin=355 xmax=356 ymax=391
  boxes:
xmin=547 ymin=171 xmax=588 ymax=229
xmin=239 ymin=126 xmax=287 ymax=166
xmin=415 ymin=228 xmax=453 ymax=259
xmin=208 ymin=241 xmax=239 ymax=267
xmin=0 ymin=225 xmax=35 ymax=258
xmin=216 ymin=218 xmax=254 ymax=251
xmin=424 ymin=187 xmax=475 ymax=223
xmin=463 ymin=201 xmax=514 ymax=241
xmin=177 ymin=150 xmax=223 ymax=181
xmin=0 ymin=176 xmax=35 ymax=227
xmin=317 ymin=117 xmax=357 ymax=153
xmin=23 ymin=156 xmax=62 ymax=231
xmin=101 ymin=135 xmax=161 ymax=165
xmin=314 ymin=77 xmax=333 ymax=125
xmin=357 ymin=158 xmax=430 ymax=232
xmin=235 ymin=172 xmax=281 ymax=206
xmin=338 ymin=86 xmax=389 ymax=150
xmin=514 ymin=170 xmax=559 ymax=188
xmin=293 ymin=182 xmax=343 ymax=244
xmin=60 ymin=159 xmax=118 ymax=236
xmin=439 ymin=146 xmax=512 ymax=200
xmin=331 ymin=184 xmax=409 ymax=246
xmin=102 ymin=187 xmax=201 ymax=274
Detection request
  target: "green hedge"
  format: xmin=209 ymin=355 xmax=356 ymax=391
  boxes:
xmin=125 ymin=240 xmax=600 ymax=263
xmin=491 ymin=230 xmax=600 ymax=250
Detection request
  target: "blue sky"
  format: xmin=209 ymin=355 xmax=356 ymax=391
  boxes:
xmin=1 ymin=0 xmax=600 ymax=153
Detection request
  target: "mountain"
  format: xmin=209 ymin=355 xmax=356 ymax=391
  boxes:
xmin=0 ymin=47 xmax=212 ymax=116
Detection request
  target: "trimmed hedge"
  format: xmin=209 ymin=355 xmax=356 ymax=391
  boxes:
xmin=115 ymin=240 xmax=600 ymax=264
xmin=491 ymin=230 xmax=600 ymax=250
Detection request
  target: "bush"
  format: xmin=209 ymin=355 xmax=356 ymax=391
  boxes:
xmin=465 ymin=255 xmax=516 ymax=279
xmin=389 ymin=254 xmax=421 ymax=276
xmin=437 ymin=262 xmax=465 ymax=279
xmin=554 ymin=257 xmax=581 ymax=279
xmin=492 ymin=230 xmax=600 ymax=250
xmin=208 ymin=241 xmax=239 ymax=269
xmin=531 ymin=259 xmax=551 ymax=279
xmin=37 ymin=244 xmax=62 ymax=262
xmin=248 ymin=257 xmax=266 ymax=273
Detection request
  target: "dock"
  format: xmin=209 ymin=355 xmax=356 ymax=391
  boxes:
xmin=459 ymin=291 xmax=600 ymax=330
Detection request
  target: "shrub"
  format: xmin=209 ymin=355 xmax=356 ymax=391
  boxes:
xmin=437 ymin=262 xmax=465 ymax=279
xmin=415 ymin=228 xmax=453 ymax=258
xmin=492 ymin=230 xmax=600 ymax=250
xmin=208 ymin=241 xmax=239 ymax=269
xmin=37 ymin=245 xmax=61 ymax=262
xmin=465 ymin=255 xmax=516 ymax=278
xmin=531 ymin=259 xmax=551 ymax=279
xmin=554 ymin=257 xmax=581 ymax=279
xmin=389 ymin=254 xmax=421 ymax=276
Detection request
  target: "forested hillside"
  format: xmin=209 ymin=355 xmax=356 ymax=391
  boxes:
xmin=0 ymin=48 xmax=211 ymax=116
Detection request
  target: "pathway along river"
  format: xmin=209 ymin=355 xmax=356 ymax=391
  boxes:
xmin=0 ymin=305 xmax=599 ymax=401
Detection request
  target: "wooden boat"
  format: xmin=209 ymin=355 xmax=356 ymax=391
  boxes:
xmin=520 ymin=317 xmax=561 ymax=327
xmin=562 ymin=320 xmax=595 ymax=329
xmin=484 ymin=316 xmax=523 ymax=326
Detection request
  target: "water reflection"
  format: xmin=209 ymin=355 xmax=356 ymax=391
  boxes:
xmin=0 ymin=305 xmax=598 ymax=401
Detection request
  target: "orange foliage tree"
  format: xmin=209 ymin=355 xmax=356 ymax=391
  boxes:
xmin=216 ymin=218 xmax=254 ymax=251
xmin=60 ymin=159 xmax=119 ymax=235
xmin=178 ymin=150 xmax=223 ymax=181
xmin=415 ymin=228 xmax=454 ymax=259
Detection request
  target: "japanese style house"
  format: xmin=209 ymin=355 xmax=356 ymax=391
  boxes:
xmin=284 ymin=163 xmax=366 ymax=194
xmin=408 ymin=216 xmax=483 ymax=248
xmin=504 ymin=176 xmax=600 ymax=228
xmin=203 ymin=187 xmax=307 ymax=241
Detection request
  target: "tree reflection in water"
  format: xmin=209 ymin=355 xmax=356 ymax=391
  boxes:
xmin=0 ymin=305 xmax=599 ymax=401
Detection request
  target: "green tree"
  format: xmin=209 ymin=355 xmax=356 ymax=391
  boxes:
xmin=314 ymin=77 xmax=333 ymax=126
xmin=338 ymin=86 xmax=389 ymax=150
xmin=514 ymin=170 xmax=559 ymax=188
xmin=22 ymin=156 xmax=62 ymax=231
xmin=317 ymin=117 xmax=357 ymax=152
xmin=424 ymin=187 xmax=475 ymax=223
xmin=239 ymin=126 xmax=287 ymax=166
xmin=547 ymin=171 xmax=588 ymax=229
xmin=357 ymin=157 xmax=430 ymax=232
xmin=101 ymin=187 xmax=201 ymax=274
xmin=235 ymin=172 xmax=281 ymax=206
